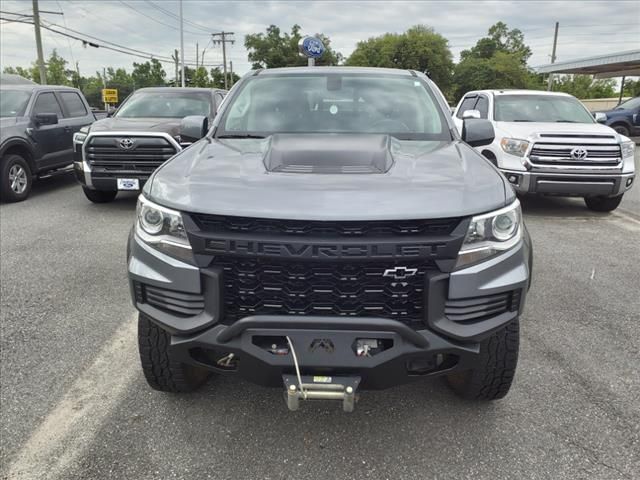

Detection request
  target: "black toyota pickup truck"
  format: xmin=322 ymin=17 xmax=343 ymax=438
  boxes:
xmin=73 ymin=87 xmax=226 ymax=203
xmin=0 ymin=84 xmax=95 ymax=202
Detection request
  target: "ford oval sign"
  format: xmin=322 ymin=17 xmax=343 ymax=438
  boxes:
xmin=298 ymin=36 xmax=326 ymax=59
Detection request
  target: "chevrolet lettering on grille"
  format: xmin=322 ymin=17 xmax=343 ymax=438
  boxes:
xmin=203 ymin=238 xmax=448 ymax=259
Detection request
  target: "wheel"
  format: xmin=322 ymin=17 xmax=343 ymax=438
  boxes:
xmin=1 ymin=154 xmax=32 ymax=202
xmin=611 ymin=124 xmax=630 ymax=137
xmin=138 ymin=313 xmax=210 ymax=392
xmin=82 ymin=187 xmax=117 ymax=203
xmin=584 ymin=194 xmax=623 ymax=212
xmin=446 ymin=319 xmax=519 ymax=400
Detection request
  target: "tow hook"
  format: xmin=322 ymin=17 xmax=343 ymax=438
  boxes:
xmin=282 ymin=374 xmax=361 ymax=412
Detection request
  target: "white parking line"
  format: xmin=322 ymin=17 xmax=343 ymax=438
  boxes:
xmin=5 ymin=316 xmax=139 ymax=480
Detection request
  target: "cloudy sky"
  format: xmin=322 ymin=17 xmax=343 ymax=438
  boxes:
xmin=1 ymin=0 xmax=638 ymax=81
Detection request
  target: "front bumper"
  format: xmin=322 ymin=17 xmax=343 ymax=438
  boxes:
xmin=127 ymin=229 xmax=532 ymax=390
xmin=501 ymin=168 xmax=635 ymax=197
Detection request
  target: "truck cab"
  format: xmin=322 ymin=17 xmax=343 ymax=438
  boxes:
xmin=594 ymin=96 xmax=640 ymax=137
xmin=453 ymin=90 xmax=635 ymax=212
xmin=73 ymin=87 xmax=226 ymax=203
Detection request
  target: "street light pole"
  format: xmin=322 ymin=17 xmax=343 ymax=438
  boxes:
xmin=179 ymin=0 xmax=185 ymax=87
xmin=32 ymin=0 xmax=47 ymax=84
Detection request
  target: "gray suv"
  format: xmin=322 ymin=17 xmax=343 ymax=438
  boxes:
xmin=128 ymin=67 xmax=533 ymax=411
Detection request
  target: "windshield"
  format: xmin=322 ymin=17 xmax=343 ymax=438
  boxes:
xmin=494 ymin=95 xmax=594 ymax=123
xmin=615 ymin=96 xmax=640 ymax=111
xmin=218 ymin=73 xmax=450 ymax=140
xmin=115 ymin=91 xmax=212 ymax=118
xmin=0 ymin=90 xmax=31 ymax=117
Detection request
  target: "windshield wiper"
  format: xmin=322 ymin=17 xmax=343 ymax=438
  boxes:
xmin=512 ymin=120 xmax=533 ymax=122
xmin=216 ymin=133 xmax=266 ymax=139
xmin=556 ymin=120 xmax=579 ymax=123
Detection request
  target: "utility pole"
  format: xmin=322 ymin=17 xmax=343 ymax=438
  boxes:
xmin=212 ymin=31 xmax=235 ymax=89
xmin=196 ymin=42 xmax=199 ymax=69
xmin=547 ymin=22 xmax=559 ymax=91
xmin=230 ymin=61 xmax=233 ymax=87
xmin=75 ymin=61 xmax=81 ymax=90
xmin=172 ymin=49 xmax=179 ymax=86
xmin=102 ymin=67 xmax=107 ymax=110
xmin=179 ymin=0 xmax=185 ymax=87
xmin=32 ymin=0 xmax=47 ymax=84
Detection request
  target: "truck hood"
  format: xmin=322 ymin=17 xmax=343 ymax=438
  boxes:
xmin=495 ymin=121 xmax=619 ymax=139
xmin=89 ymin=117 xmax=181 ymax=136
xmin=148 ymin=134 xmax=512 ymax=221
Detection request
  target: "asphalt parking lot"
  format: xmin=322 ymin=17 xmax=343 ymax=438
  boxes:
xmin=1 ymin=153 xmax=639 ymax=480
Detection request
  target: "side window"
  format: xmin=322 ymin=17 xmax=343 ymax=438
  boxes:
xmin=475 ymin=96 xmax=489 ymax=119
xmin=456 ymin=96 xmax=477 ymax=119
xmin=33 ymin=92 xmax=64 ymax=117
xmin=59 ymin=92 xmax=88 ymax=117
xmin=215 ymin=92 xmax=225 ymax=111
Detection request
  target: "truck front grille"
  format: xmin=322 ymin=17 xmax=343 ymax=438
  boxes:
xmin=529 ymin=134 xmax=621 ymax=168
xmin=86 ymin=135 xmax=178 ymax=173
xmin=218 ymin=257 xmax=429 ymax=327
xmin=134 ymin=282 xmax=204 ymax=317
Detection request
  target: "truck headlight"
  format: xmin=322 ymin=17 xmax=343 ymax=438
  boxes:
xmin=73 ymin=131 xmax=88 ymax=145
xmin=135 ymin=195 xmax=193 ymax=263
xmin=456 ymin=200 xmax=523 ymax=268
xmin=500 ymin=138 xmax=529 ymax=157
xmin=621 ymin=141 xmax=635 ymax=159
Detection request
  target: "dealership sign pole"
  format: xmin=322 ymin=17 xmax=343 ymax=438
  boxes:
xmin=298 ymin=37 xmax=325 ymax=66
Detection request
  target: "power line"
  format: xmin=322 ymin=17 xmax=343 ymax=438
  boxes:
xmin=143 ymin=0 xmax=212 ymax=33
xmin=0 ymin=16 xmax=222 ymax=67
xmin=117 ymin=0 xmax=210 ymax=36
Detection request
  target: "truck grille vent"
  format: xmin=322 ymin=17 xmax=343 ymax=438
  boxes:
xmin=445 ymin=290 xmax=521 ymax=323
xmin=218 ymin=257 xmax=429 ymax=327
xmin=135 ymin=282 xmax=204 ymax=317
xmin=529 ymin=138 xmax=621 ymax=167
xmin=86 ymin=135 xmax=178 ymax=172
xmin=190 ymin=214 xmax=460 ymax=238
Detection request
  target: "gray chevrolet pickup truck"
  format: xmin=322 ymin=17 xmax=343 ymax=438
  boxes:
xmin=128 ymin=67 xmax=533 ymax=412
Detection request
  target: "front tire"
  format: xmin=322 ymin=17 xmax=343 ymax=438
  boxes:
xmin=584 ymin=194 xmax=623 ymax=212
xmin=138 ymin=313 xmax=210 ymax=392
xmin=446 ymin=319 xmax=519 ymax=400
xmin=1 ymin=154 xmax=32 ymax=202
xmin=82 ymin=187 xmax=117 ymax=203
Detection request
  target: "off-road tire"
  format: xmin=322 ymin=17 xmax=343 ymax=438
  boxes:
xmin=1 ymin=154 xmax=32 ymax=202
xmin=446 ymin=319 xmax=519 ymax=400
xmin=138 ymin=313 xmax=210 ymax=392
xmin=584 ymin=194 xmax=623 ymax=212
xmin=83 ymin=187 xmax=117 ymax=203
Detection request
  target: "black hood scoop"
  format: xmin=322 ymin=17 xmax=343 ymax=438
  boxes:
xmin=264 ymin=134 xmax=394 ymax=174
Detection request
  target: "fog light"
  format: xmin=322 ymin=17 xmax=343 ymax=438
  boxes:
xmin=507 ymin=174 xmax=520 ymax=185
xmin=627 ymin=177 xmax=634 ymax=187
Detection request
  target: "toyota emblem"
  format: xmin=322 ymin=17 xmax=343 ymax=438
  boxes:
xmin=119 ymin=138 xmax=135 ymax=150
xmin=570 ymin=147 xmax=588 ymax=160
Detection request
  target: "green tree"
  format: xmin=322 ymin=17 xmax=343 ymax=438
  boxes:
xmin=453 ymin=22 xmax=537 ymax=100
xmin=460 ymin=21 xmax=531 ymax=65
xmin=2 ymin=66 xmax=34 ymax=81
xmin=553 ymin=75 xmax=617 ymax=99
xmin=209 ymin=67 xmax=240 ymax=89
xmin=622 ymin=79 xmax=640 ymax=97
xmin=104 ymin=67 xmax=134 ymax=103
xmin=131 ymin=59 xmax=166 ymax=88
xmin=191 ymin=66 xmax=210 ymax=87
xmin=346 ymin=25 xmax=454 ymax=92
xmin=245 ymin=24 xmax=342 ymax=69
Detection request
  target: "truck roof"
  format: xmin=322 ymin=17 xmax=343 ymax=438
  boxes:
xmin=465 ymin=89 xmax=574 ymax=97
xmin=256 ymin=66 xmax=417 ymax=77
xmin=133 ymin=87 xmax=226 ymax=94
xmin=0 ymin=83 xmax=82 ymax=92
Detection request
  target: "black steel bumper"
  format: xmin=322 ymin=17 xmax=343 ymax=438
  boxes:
xmin=167 ymin=314 xmax=481 ymax=389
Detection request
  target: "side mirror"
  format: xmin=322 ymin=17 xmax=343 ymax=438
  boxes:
xmin=593 ymin=112 xmax=607 ymax=123
xmin=34 ymin=113 xmax=58 ymax=126
xmin=180 ymin=115 xmax=209 ymax=142
xmin=462 ymin=109 xmax=481 ymax=120
xmin=462 ymin=119 xmax=495 ymax=147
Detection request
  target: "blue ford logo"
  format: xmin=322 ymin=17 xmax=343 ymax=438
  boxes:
xmin=299 ymin=36 xmax=326 ymax=59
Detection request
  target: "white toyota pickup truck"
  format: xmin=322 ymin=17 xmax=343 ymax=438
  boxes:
xmin=453 ymin=90 xmax=635 ymax=212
